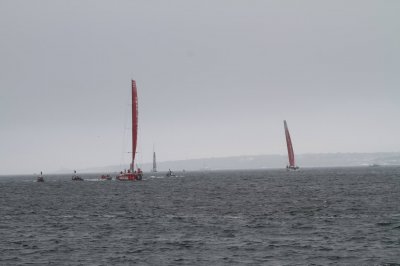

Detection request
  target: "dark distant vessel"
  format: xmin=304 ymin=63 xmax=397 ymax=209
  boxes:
xmin=116 ymin=80 xmax=143 ymax=181
xmin=166 ymin=169 xmax=176 ymax=177
xmin=284 ymin=120 xmax=299 ymax=171
xmin=72 ymin=170 xmax=84 ymax=181
xmin=369 ymin=164 xmax=381 ymax=167
xmin=36 ymin=171 xmax=44 ymax=182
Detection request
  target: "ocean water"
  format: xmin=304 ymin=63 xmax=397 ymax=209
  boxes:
xmin=1 ymin=167 xmax=400 ymax=265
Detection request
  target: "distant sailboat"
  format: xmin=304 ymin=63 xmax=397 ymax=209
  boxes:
xmin=284 ymin=120 xmax=299 ymax=170
xmin=116 ymin=80 xmax=143 ymax=181
xmin=36 ymin=171 xmax=44 ymax=182
xmin=152 ymin=148 xmax=157 ymax=173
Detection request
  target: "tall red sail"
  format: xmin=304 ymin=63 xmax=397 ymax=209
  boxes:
xmin=131 ymin=80 xmax=138 ymax=171
xmin=115 ymin=80 xmax=143 ymax=181
xmin=284 ymin=120 xmax=295 ymax=167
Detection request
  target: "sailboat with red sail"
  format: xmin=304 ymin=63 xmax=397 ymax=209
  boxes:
xmin=116 ymin=80 xmax=143 ymax=181
xmin=284 ymin=120 xmax=299 ymax=171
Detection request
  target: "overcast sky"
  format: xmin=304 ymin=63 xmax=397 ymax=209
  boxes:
xmin=1 ymin=0 xmax=399 ymax=174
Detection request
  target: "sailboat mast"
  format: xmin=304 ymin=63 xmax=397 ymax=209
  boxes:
xmin=284 ymin=120 xmax=295 ymax=167
xmin=131 ymin=80 xmax=138 ymax=171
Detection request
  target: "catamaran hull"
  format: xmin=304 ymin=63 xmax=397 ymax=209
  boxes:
xmin=116 ymin=173 xmax=142 ymax=181
xmin=286 ymin=166 xmax=300 ymax=171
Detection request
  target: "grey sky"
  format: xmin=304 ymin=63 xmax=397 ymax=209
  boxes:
xmin=1 ymin=0 xmax=399 ymax=174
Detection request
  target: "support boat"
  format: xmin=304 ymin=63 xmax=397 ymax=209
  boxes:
xmin=36 ymin=171 xmax=44 ymax=182
xmin=72 ymin=170 xmax=84 ymax=181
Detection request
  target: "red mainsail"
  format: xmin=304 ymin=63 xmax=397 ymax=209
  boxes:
xmin=114 ymin=80 xmax=143 ymax=181
xmin=131 ymin=80 xmax=138 ymax=171
xmin=284 ymin=120 xmax=296 ymax=167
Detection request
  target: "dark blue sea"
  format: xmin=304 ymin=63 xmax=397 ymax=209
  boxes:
xmin=1 ymin=167 xmax=400 ymax=265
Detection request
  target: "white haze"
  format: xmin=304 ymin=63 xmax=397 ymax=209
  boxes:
xmin=0 ymin=0 xmax=399 ymax=174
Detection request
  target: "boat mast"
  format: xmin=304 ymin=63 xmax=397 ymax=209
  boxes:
xmin=131 ymin=80 xmax=138 ymax=171
xmin=284 ymin=120 xmax=295 ymax=167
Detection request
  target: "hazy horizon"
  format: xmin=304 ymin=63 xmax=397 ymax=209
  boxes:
xmin=1 ymin=151 xmax=399 ymax=176
xmin=1 ymin=1 xmax=399 ymax=175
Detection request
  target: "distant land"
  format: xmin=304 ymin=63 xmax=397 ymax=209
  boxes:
xmin=77 ymin=152 xmax=400 ymax=173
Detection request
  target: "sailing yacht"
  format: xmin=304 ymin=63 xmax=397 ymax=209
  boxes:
xmin=284 ymin=120 xmax=299 ymax=171
xmin=116 ymin=80 xmax=143 ymax=181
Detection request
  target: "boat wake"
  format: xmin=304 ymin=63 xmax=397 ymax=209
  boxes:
xmin=85 ymin=178 xmax=107 ymax=182
xmin=147 ymin=175 xmax=165 ymax=179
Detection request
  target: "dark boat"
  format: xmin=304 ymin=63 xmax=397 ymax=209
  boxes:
xmin=166 ymin=169 xmax=176 ymax=177
xmin=72 ymin=170 xmax=84 ymax=181
xmin=36 ymin=171 xmax=44 ymax=182
xmin=100 ymin=174 xmax=112 ymax=180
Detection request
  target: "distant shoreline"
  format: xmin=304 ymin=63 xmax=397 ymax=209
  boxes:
xmin=45 ymin=152 xmax=400 ymax=175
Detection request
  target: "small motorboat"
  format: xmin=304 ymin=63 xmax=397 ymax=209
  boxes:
xmin=369 ymin=164 xmax=381 ymax=167
xmin=166 ymin=169 xmax=176 ymax=177
xmin=36 ymin=171 xmax=44 ymax=182
xmin=72 ymin=170 xmax=84 ymax=181
xmin=100 ymin=174 xmax=112 ymax=180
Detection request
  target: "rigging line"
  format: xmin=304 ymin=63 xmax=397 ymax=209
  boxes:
xmin=135 ymin=81 xmax=143 ymax=169
xmin=137 ymin=113 xmax=143 ymax=168
xmin=119 ymin=97 xmax=130 ymax=169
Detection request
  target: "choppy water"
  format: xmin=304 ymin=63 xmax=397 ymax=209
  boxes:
xmin=1 ymin=167 xmax=400 ymax=265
